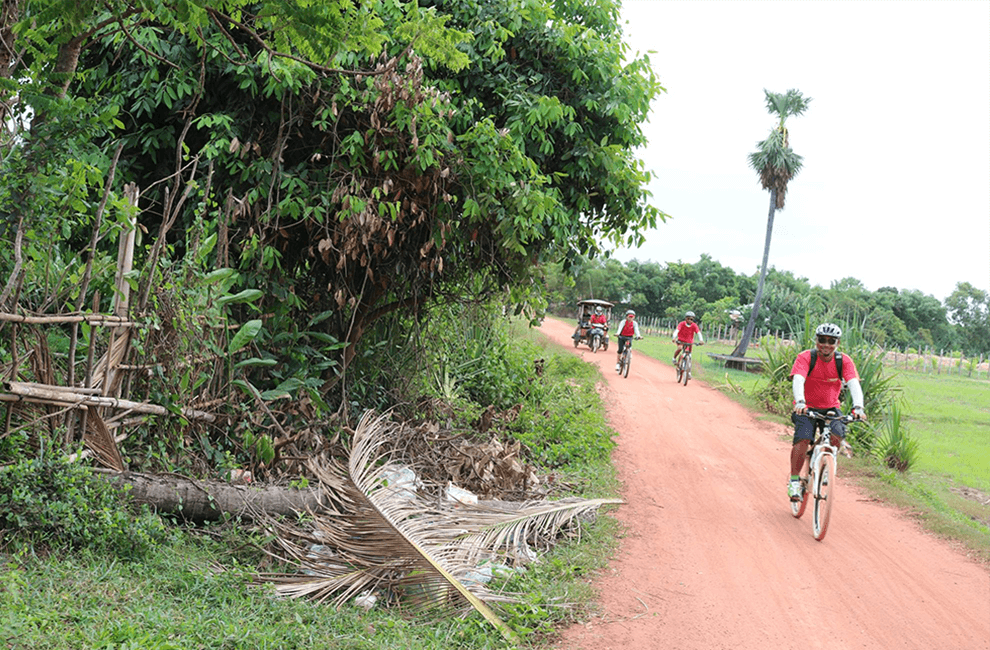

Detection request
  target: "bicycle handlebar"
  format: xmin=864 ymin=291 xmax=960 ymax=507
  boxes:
xmin=806 ymin=409 xmax=856 ymax=457
xmin=806 ymin=409 xmax=856 ymax=424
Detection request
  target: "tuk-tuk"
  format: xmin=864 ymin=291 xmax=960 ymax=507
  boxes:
xmin=572 ymin=299 xmax=613 ymax=352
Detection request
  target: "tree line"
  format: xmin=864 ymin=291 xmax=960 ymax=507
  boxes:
xmin=547 ymin=254 xmax=989 ymax=356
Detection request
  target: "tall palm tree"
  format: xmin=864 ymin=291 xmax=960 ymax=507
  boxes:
xmin=732 ymin=89 xmax=811 ymax=360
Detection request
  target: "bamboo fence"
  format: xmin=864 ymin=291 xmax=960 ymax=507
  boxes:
xmin=1 ymin=183 xmax=218 ymax=471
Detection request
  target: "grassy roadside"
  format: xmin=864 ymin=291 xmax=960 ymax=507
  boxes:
xmin=632 ymin=334 xmax=990 ymax=565
xmin=1 ymin=324 xmax=621 ymax=650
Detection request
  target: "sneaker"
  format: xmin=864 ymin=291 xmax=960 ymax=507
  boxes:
xmin=788 ymin=479 xmax=802 ymax=502
xmin=615 ymin=363 xmax=621 ymax=372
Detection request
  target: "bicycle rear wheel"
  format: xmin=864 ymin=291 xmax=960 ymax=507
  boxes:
xmin=812 ymin=452 xmax=837 ymax=541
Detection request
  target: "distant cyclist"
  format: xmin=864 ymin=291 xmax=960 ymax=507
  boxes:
xmin=788 ymin=323 xmax=866 ymax=501
xmin=672 ymin=310 xmax=704 ymax=364
xmin=615 ymin=309 xmax=642 ymax=372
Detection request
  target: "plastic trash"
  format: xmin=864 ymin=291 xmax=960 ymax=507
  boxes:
xmin=445 ymin=482 xmax=478 ymax=505
xmin=380 ymin=466 xmax=422 ymax=501
xmin=353 ymin=590 xmax=377 ymax=610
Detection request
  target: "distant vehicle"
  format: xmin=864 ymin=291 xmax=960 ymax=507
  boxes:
xmin=571 ymin=299 xmax=614 ymax=353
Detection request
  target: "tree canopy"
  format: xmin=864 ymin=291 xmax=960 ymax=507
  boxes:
xmin=1 ymin=0 xmax=663 ymax=399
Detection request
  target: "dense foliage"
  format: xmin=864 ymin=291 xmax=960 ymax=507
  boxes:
xmin=0 ymin=0 xmax=660 ymax=415
xmin=0 ymin=457 xmax=166 ymax=558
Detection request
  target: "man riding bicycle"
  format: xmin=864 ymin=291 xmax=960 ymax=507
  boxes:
xmin=615 ymin=309 xmax=642 ymax=372
xmin=788 ymin=323 xmax=866 ymax=501
xmin=672 ymin=310 xmax=704 ymax=364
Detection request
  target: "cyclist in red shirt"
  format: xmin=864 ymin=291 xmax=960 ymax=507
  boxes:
xmin=614 ymin=309 xmax=642 ymax=372
xmin=672 ymin=310 xmax=704 ymax=364
xmin=787 ymin=323 xmax=866 ymax=501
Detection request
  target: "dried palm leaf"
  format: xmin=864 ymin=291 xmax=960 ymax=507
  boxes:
xmin=82 ymin=409 xmax=126 ymax=471
xmin=258 ymin=411 xmax=622 ymax=643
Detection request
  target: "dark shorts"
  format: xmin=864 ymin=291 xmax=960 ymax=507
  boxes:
xmin=791 ymin=411 xmax=847 ymax=444
xmin=617 ymin=335 xmax=633 ymax=354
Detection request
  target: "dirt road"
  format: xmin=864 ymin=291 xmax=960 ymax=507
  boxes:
xmin=539 ymin=318 xmax=989 ymax=650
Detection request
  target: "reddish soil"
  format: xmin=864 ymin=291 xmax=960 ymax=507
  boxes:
xmin=539 ymin=317 xmax=990 ymax=650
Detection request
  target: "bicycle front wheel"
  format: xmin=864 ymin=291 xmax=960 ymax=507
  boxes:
xmin=790 ymin=476 xmax=809 ymax=518
xmin=682 ymin=355 xmax=691 ymax=386
xmin=622 ymin=352 xmax=631 ymax=378
xmin=812 ymin=452 xmax=837 ymax=541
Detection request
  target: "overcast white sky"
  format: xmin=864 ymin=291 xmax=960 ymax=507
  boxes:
xmin=610 ymin=0 xmax=989 ymax=302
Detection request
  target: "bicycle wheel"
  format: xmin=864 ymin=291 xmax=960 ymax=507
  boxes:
xmin=790 ymin=476 xmax=809 ymax=518
xmin=622 ymin=352 xmax=631 ymax=378
xmin=681 ymin=355 xmax=691 ymax=386
xmin=812 ymin=452 xmax=837 ymax=541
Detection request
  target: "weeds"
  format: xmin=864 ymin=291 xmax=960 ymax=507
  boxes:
xmin=873 ymin=404 xmax=920 ymax=471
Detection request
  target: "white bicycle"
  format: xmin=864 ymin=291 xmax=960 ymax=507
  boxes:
xmin=790 ymin=409 xmax=856 ymax=541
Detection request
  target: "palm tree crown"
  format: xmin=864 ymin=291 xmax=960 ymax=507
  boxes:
xmin=748 ymin=89 xmax=811 ymax=209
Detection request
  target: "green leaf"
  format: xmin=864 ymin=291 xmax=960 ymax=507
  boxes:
xmin=217 ymin=290 xmax=264 ymax=306
xmin=228 ymin=320 xmax=263 ymax=354
xmin=233 ymin=357 xmax=278 ymax=370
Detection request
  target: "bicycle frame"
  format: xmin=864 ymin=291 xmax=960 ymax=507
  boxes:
xmin=620 ymin=344 xmax=632 ymax=378
xmin=793 ymin=409 xmax=855 ymax=541
xmin=675 ymin=341 xmax=700 ymax=386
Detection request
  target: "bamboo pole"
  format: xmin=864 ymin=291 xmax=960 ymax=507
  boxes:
xmin=0 ymin=312 xmax=135 ymax=326
xmin=2 ymin=382 xmax=215 ymax=422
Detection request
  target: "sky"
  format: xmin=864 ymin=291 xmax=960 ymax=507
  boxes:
xmin=610 ymin=0 xmax=989 ymax=303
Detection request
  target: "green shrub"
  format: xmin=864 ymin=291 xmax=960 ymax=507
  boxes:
xmin=0 ymin=458 xmax=166 ymax=558
xmin=872 ymin=404 xmax=919 ymax=472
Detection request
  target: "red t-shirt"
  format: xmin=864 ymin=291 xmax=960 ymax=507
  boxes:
xmin=790 ymin=350 xmax=858 ymax=409
xmin=675 ymin=320 xmax=701 ymax=343
xmin=590 ymin=314 xmax=607 ymax=326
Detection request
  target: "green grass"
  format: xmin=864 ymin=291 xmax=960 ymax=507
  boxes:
xmin=634 ymin=336 xmax=768 ymax=409
xmin=895 ymin=372 xmax=990 ymax=493
xmin=1 ymin=532 xmax=514 ymax=650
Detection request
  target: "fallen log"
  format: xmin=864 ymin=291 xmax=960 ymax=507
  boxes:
xmin=93 ymin=469 xmax=327 ymax=522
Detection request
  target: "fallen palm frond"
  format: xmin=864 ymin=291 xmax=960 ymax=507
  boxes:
xmin=257 ymin=411 xmax=622 ymax=642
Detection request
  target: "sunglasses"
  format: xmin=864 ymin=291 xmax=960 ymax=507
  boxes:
xmin=817 ymin=335 xmax=838 ymax=345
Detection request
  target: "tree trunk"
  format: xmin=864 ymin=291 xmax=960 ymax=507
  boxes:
xmin=732 ymin=188 xmax=777 ymax=362
xmin=95 ymin=470 xmax=327 ymax=522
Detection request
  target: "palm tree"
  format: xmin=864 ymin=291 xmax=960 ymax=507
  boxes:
xmin=732 ymin=89 xmax=811 ymax=360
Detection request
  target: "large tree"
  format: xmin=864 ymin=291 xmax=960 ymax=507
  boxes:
xmin=945 ymin=282 xmax=990 ymax=355
xmin=732 ymin=88 xmax=810 ymax=359
xmin=1 ymin=0 xmax=662 ymax=409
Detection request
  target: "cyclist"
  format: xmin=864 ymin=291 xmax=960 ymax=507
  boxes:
xmin=672 ymin=310 xmax=704 ymax=364
xmin=788 ymin=323 xmax=866 ymax=501
xmin=615 ymin=309 xmax=642 ymax=372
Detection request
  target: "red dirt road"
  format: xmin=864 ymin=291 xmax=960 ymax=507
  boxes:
xmin=539 ymin=317 xmax=990 ymax=650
